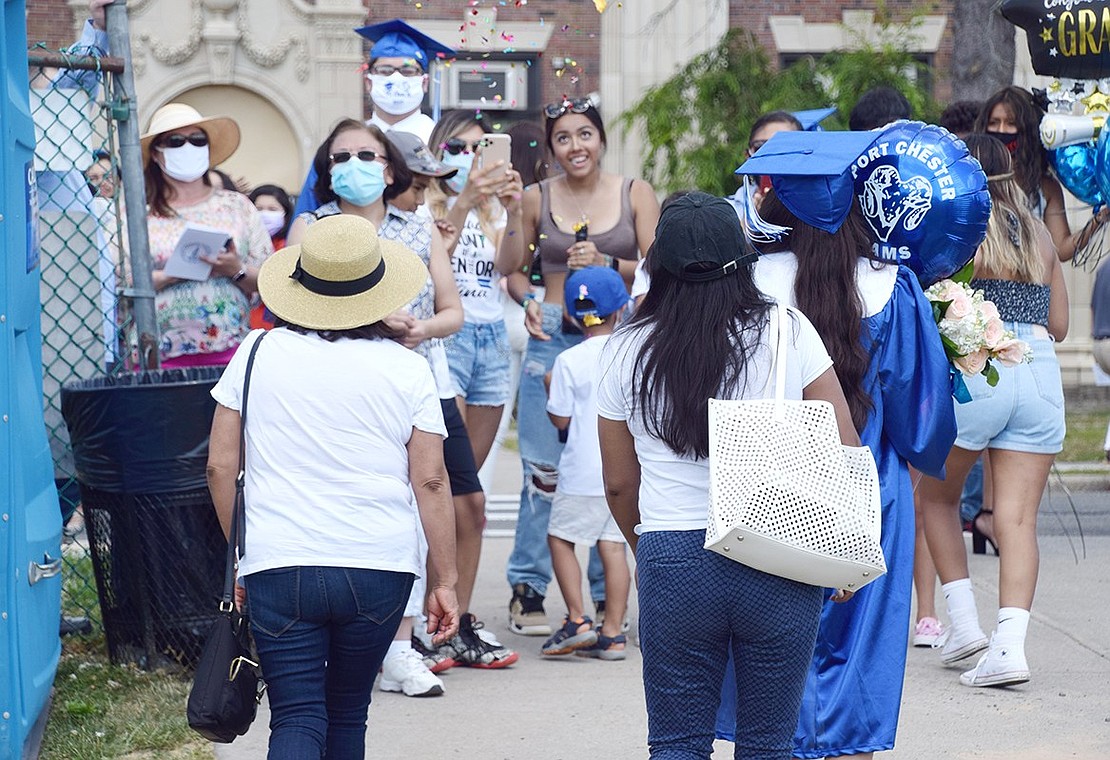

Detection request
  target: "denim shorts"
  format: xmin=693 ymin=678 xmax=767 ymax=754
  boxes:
xmin=444 ymin=320 xmax=511 ymax=406
xmin=954 ymin=323 xmax=1066 ymax=455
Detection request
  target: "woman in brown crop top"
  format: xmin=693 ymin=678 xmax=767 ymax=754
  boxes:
xmin=504 ymin=98 xmax=660 ymax=340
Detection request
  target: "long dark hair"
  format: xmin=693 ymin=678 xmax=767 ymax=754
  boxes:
xmin=544 ymin=101 xmax=607 ymax=153
xmin=310 ymin=119 xmax=412 ymax=206
xmin=249 ymin=184 xmax=294 ymax=237
xmin=507 ymin=121 xmax=552 ymax=187
xmin=623 ymin=254 xmax=772 ymax=459
xmin=144 ymin=128 xmax=213 ymax=218
xmin=759 ymin=191 xmax=877 ymax=431
xmin=973 ymin=86 xmax=1047 ymax=205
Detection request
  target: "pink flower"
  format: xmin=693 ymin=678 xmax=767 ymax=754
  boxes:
xmin=983 ymin=317 xmax=1006 ymax=349
xmin=953 ymin=348 xmax=988 ymax=376
xmin=979 ymin=299 xmax=1000 ymax=321
xmin=945 ymin=288 xmax=973 ymax=320
xmin=993 ymin=338 xmax=1030 ymax=367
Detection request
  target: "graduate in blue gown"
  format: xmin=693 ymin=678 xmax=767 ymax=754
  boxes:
xmin=718 ymin=132 xmax=957 ymax=758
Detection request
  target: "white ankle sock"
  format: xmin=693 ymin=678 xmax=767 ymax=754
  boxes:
xmin=942 ymin=579 xmax=982 ymax=633
xmin=995 ymin=607 xmax=1030 ymax=645
xmin=387 ymin=639 xmax=412 ymax=658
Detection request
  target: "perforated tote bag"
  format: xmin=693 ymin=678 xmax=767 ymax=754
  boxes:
xmin=704 ymin=306 xmax=887 ymax=591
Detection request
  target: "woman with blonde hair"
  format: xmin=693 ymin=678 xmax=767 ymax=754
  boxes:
xmin=919 ymin=133 xmax=1069 ymax=688
xmin=425 ymin=110 xmax=525 ymax=471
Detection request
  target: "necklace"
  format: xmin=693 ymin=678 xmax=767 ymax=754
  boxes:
xmin=561 ymin=174 xmax=602 ymax=231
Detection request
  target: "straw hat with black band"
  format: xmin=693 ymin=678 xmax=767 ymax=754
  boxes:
xmin=140 ymin=103 xmax=240 ymax=167
xmin=258 ymin=215 xmax=429 ymax=331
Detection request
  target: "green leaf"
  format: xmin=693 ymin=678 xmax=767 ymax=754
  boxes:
xmin=984 ymin=363 xmax=1000 ymax=386
xmin=951 ymin=260 xmax=975 ymax=284
xmin=940 ymin=335 xmax=961 ymax=357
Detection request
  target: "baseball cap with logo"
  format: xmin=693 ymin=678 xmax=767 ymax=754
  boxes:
xmin=564 ymin=266 xmax=630 ymax=326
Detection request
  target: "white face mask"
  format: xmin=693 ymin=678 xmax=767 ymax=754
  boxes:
xmin=258 ymin=209 xmax=286 ymax=237
xmin=369 ymin=72 xmax=426 ymax=116
xmin=158 ymin=142 xmax=210 ymax=182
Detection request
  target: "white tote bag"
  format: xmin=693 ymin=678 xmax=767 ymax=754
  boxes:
xmin=704 ymin=306 xmax=887 ymax=591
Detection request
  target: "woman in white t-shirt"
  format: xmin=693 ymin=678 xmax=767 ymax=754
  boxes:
xmin=207 ymin=216 xmax=458 ymax=758
xmin=425 ymin=111 xmax=525 ymax=469
xmin=597 ymin=193 xmax=859 ymax=759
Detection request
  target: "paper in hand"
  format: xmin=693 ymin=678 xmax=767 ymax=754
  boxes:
xmin=163 ymin=224 xmax=231 ymax=281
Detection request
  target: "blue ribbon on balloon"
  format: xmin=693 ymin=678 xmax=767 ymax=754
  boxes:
xmin=950 ymin=367 xmax=972 ymax=404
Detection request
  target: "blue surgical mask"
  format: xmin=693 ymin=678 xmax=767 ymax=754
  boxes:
xmin=440 ymin=152 xmax=472 ymax=194
xmin=330 ymin=159 xmax=386 ymax=207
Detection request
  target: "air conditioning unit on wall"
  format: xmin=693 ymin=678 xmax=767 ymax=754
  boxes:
xmin=438 ymin=59 xmax=530 ymax=111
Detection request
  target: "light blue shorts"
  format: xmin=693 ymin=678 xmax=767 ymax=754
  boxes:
xmin=954 ymin=323 xmax=1065 ymax=455
xmin=444 ymin=320 xmax=511 ymax=406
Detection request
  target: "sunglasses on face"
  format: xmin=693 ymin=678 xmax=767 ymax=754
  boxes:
xmin=442 ymin=137 xmax=485 ymax=155
xmin=543 ymin=97 xmax=592 ymax=120
xmin=329 ymin=150 xmax=383 ymax=164
xmin=157 ymin=132 xmax=208 ymax=149
xmin=369 ymin=63 xmax=424 ymax=77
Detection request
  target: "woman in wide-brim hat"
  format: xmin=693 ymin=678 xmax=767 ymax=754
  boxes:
xmin=207 ymin=214 xmax=460 ymax=758
xmin=139 ymin=102 xmax=273 ymax=368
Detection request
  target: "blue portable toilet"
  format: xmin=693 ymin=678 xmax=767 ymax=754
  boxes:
xmin=1 ymin=0 xmax=65 ymax=756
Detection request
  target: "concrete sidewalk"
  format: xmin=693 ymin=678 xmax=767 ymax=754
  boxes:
xmin=217 ymin=449 xmax=1110 ymax=759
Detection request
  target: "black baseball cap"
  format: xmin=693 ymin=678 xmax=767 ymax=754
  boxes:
xmin=653 ymin=191 xmax=754 ymax=281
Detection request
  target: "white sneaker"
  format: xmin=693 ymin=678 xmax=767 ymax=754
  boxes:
xmin=935 ymin=621 xmax=988 ymax=665
xmin=379 ymin=648 xmax=444 ymax=697
xmin=959 ymin=637 xmax=1030 ymax=687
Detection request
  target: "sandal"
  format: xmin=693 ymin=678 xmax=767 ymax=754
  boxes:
xmin=972 ymin=509 xmax=998 ymax=556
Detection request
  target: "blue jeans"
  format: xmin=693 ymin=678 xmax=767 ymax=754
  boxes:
xmin=244 ymin=566 xmax=414 ymax=760
xmin=508 ymin=302 xmax=604 ymax=600
xmin=444 ymin=320 xmax=512 ymax=406
xmin=638 ymin=530 xmax=823 ymax=759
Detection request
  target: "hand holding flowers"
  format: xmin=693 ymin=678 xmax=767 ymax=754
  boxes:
xmin=924 ymin=267 xmax=1031 ymax=394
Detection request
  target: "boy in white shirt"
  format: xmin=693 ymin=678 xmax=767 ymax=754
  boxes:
xmin=541 ymin=267 xmax=632 ymax=660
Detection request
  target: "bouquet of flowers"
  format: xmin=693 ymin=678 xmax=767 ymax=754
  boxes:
xmin=923 ymin=268 xmax=1031 ymax=397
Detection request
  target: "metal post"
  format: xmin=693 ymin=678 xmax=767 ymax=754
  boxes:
xmin=105 ymin=1 xmax=159 ymax=369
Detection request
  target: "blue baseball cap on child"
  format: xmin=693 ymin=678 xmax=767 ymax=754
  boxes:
xmin=565 ymin=266 xmax=630 ymax=325
xmin=355 ymin=19 xmax=456 ymax=68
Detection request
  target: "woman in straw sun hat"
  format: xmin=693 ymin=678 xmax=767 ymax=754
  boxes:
xmin=207 ymin=214 xmax=459 ymax=758
xmin=140 ymin=102 xmax=273 ymax=367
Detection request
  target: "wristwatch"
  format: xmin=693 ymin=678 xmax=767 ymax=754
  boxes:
xmin=232 ymin=267 xmax=247 ymax=283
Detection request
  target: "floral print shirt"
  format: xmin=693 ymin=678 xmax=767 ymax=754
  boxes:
xmin=148 ymin=189 xmax=273 ymax=359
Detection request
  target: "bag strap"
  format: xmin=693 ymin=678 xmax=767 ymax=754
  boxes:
xmin=220 ymin=331 xmax=269 ymax=612
xmin=771 ymin=305 xmax=789 ymax=421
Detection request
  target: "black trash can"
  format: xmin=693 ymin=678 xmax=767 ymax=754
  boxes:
xmin=61 ymin=367 xmax=228 ymax=670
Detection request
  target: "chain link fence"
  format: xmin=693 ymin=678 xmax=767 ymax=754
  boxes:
xmin=29 ymin=47 xmax=133 ymax=641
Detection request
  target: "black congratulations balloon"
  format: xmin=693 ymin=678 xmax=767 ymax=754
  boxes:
xmin=1002 ymin=0 xmax=1110 ymax=80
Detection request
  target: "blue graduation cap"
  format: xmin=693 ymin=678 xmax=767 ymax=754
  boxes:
xmin=355 ymin=19 xmax=456 ymax=68
xmin=735 ymin=130 xmax=879 ymax=234
xmin=792 ymin=106 xmax=838 ymax=132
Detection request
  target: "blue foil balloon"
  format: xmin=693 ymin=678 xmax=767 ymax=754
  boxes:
xmin=1093 ymin=132 xmax=1110 ymax=206
xmin=851 ymin=121 xmax=991 ymax=288
xmin=1056 ymin=142 xmax=1103 ymax=207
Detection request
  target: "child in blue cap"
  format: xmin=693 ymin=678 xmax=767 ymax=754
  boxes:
xmin=540 ymin=266 xmax=631 ymax=659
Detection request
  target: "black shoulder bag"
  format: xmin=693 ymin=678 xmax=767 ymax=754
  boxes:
xmin=188 ymin=332 xmax=268 ymax=742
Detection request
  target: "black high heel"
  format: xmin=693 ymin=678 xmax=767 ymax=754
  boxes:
xmin=971 ymin=509 xmax=998 ymax=556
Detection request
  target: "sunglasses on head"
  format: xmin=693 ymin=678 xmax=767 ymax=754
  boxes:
xmin=369 ymin=63 xmax=424 ymax=77
xmin=543 ymin=97 xmax=592 ymax=120
xmin=329 ymin=150 xmax=383 ymax=164
xmin=442 ymin=137 xmax=485 ymax=155
xmin=157 ymin=132 xmax=209 ymax=149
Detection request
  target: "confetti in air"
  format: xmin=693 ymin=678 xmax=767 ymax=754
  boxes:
xmin=593 ymin=0 xmax=607 ymax=11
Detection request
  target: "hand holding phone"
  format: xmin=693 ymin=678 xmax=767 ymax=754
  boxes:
xmin=478 ymin=133 xmax=512 ymax=178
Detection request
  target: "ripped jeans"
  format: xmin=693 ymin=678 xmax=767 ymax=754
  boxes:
xmin=507 ymin=302 xmax=604 ymax=601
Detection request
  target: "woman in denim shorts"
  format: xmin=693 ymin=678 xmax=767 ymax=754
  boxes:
xmin=426 ymin=111 xmax=526 ymax=470
xmin=919 ymin=135 xmax=1070 ymax=688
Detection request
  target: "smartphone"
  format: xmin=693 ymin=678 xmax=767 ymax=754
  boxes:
xmin=478 ymin=133 xmax=512 ymax=175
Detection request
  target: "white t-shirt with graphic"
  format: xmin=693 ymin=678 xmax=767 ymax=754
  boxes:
xmin=547 ymin=334 xmax=610 ymax=496
xmin=211 ymin=328 xmax=447 ymax=578
xmin=448 ymin=198 xmax=507 ymax=323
